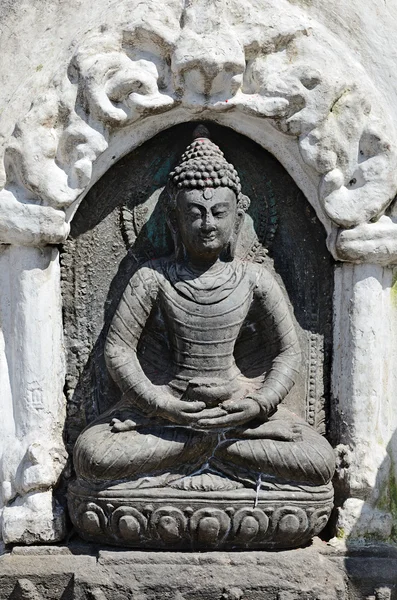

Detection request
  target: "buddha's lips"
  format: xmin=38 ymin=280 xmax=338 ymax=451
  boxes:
xmin=199 ymin=233 xmax=217 ymax=241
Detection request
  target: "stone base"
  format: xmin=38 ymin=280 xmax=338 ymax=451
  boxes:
xmin=1 ymin=491 xmax=66 ymax=545
xmin=2 ymin=540 xmax=397 ymax=599
xmin=68 ymin=480 xmax=333 ymax=550
xmin=0 ymin=542 xmax=345 ymax=600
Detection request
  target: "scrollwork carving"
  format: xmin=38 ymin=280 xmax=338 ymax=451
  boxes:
xmin=68 ymin=480 xmax=334 ymax=549
xmin=0 ymin=0 xmax=396 ymax=257
xmin=71 ymin=28 xmax=175 ymax=127
xmin=190 ymin=508 xmax=231 ymax=547
xmin=309 ymin=507 xmax=333 ymax=537
xmin=232 ymin=508 xmax=269 ymax=544
xmin=78 ymin=502 xmax=107 ymax=537
xmin=271 ymin=506 xmax=309 ymax=542
xmin=110 ymin=506 xmax=147 ymax=542
xmin=150 ymin=507 xmax=187 ymax=545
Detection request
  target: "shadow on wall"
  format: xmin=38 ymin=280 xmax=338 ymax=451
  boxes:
xmin=339 ymin=429 xmax=397 ymax=597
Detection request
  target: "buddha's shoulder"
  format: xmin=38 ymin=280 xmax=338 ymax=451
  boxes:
xmin=239 ymin=260 xmax=275 ymax=286
xmin=126 ymin=259 xmax=166 ymax=297
xmin=131 ymin=257 xmax=173 ymax=282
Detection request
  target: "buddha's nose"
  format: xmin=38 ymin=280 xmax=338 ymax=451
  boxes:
xmin=202 ymin=213 xmax=216 ymax=231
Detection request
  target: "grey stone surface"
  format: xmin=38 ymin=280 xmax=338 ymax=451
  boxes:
xmin=1 ymin=0 xmax=397 ymax=546
xmin=1 ymin=542 xmax=397 ymax=599
xmin=68 ymin=128 xmax=335 ymax=549
xmin=0 ymin=544 xmax=347 ymax=599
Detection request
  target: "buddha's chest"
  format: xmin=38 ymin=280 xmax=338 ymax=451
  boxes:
xmin=157 ymin=278 xmax=253 ymax=345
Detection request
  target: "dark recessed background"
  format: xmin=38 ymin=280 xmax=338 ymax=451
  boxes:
xmin=61 ymin=122 xmax=334 ymax=454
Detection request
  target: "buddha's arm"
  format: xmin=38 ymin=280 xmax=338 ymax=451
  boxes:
xmin=104 ymin=265 xmax=163 ymax=416
xmin=251 ymin=267 xmax=301 ymax=418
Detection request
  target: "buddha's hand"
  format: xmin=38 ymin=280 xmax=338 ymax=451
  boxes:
xmin=110 ymin=417 xmax=138 ymax=432
xmin=155 ymin=396 xmax=207 ymax=426
xmin=195 ymin=397 xmax=261 ymax=429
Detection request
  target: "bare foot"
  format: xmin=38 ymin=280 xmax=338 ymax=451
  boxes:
xmin=239 ymin=420 xmax=303 ymax=442
xmin=110 ymin=418 xmax=137 ymax=433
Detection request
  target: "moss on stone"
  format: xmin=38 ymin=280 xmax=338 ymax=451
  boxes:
xmin=336 ymin=526 xmax=345 ymax=539
xmin=391 ymin=270 xmax=397 ymax=309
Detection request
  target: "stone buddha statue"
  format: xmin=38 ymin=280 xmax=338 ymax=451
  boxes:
xmin=69 ymin=127 xmax=335 ymax=549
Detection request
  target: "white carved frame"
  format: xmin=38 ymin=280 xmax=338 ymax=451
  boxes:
xmin=1 ymin=0 xmax=397 ymax=543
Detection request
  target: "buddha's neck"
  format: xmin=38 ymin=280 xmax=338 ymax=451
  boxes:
xmin=184 ymin=255 xmax=229 ymax=274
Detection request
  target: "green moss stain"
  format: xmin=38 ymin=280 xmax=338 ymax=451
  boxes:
xmin=143 ymin=156 xmax=175 ymax=256
xmin=375 ymin=460 xmax=397 ymax=542
xmin=336 ymin=526 xmax=345 ymax=540
xmin=36 ymin=64 xmax=43 ymax=72
xmin=377 ymin=479 xmax=391 ymax=513
xmin=389 ymin=468 xmax=397 ymax=540
xmin=391 ymin=270 xmax=397 ymax=310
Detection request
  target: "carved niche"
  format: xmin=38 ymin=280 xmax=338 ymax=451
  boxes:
xmin=0 ymin=0 xmax=396 ymax=549
xmin=63 ymin=123 xmax=334 ymax=549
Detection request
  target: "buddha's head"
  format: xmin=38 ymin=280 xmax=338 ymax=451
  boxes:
xmin=166 ymin=126 xmax=250 ymax=264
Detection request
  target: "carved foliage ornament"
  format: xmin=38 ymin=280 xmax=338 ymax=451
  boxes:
xmin=68 ymin=482 xmax=334 ymax=549
xmin=1 ymin=0 xmax=396 ymax=257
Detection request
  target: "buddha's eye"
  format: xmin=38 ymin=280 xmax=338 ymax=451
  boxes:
xmin=213 ymin=211 xmax=227 ymax=218
xmin=187 ymin=208 xmax=202 ymax=219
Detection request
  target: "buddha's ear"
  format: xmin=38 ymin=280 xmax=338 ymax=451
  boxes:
xmin=235 ymin=194 xmax=250 ymax=234
xmin=227 ymin=194 xmax=250 ymax=260
xmin=237 ymin=193 xmax=251 ymax=213
xmin=235 ymin=207 xmax=245 ymax=233
xmin=225 ymin=201 xmax=244 ymax=260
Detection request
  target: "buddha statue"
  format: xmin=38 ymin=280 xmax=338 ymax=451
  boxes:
xmin=69 ymin=127 xmax=335 ymax=550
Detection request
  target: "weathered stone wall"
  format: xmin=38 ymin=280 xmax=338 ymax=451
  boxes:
xmin=0 ymin=0 xmax=397 ymax=551
xmin=2 ymin=0 xmax=397 ymax=136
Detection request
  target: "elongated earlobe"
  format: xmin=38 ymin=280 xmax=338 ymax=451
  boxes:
xmin=224 ymin=208 xmax=245 ymax=260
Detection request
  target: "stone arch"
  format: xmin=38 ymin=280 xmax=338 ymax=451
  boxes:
xmin=0 ymin=0 xmax=396 ymax=261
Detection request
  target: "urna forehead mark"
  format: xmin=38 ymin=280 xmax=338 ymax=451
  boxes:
xmin=177 ymin=186 xmax=237 ymax=205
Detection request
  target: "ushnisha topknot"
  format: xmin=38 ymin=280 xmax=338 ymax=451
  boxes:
xmin=168 ymin=125 xmax=245 ymax=202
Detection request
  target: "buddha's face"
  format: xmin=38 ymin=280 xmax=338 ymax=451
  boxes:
xmin=175 ymin=187 xmax=239 ymax=262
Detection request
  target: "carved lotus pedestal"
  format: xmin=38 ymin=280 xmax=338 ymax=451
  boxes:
xmin=68 ymin=479 xmax=333 ymax=550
